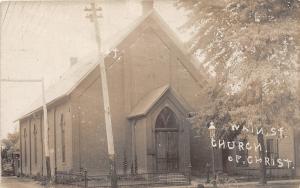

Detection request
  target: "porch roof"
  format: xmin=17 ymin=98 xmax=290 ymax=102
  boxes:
xmin=127 ymin=85 xmax=169 ymax=119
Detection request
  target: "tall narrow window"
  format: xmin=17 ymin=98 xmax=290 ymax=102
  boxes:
xmin=60 ymin=114 xmax=66 ymax=162
xmin=24 ymin=129 xmax=27 ymax=167
xmin=33 ymin=124 xmax=38 ymax=164
xmin=266 ymin=138 xmax=279 ymax=165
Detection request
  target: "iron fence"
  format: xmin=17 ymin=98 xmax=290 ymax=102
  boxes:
xmin=231 ymin=167 xmax=295 ymax=181
xmin=55 ymin=170 xmax=87 ymax=187
xmin=55 ymin=170 xmax=191 ymax=188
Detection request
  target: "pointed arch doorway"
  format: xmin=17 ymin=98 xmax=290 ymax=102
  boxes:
xmin=155 ymin=107 xmax=179 ymax=172
xmin=128 ymin=85 xmax=191 ymax=173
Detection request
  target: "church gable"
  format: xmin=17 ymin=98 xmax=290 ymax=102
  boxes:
xmin=127 ymin=27 xmax=172 ymax=106
xmin=117 ymin=11 xmax=208 ymax=112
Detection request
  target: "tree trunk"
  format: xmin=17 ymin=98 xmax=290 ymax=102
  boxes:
xmin=257 ymin=131 xmax=267 ymax=184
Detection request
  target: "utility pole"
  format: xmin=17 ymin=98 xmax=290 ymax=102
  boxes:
xmin=41 ymin=78 xmax=51 ymax=180
xmin=85 ymin=1 xmax=117 ymax=187
xmin=0 ymin=78 xmax=51 ymax=180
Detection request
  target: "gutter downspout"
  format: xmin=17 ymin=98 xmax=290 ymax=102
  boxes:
xmin=79 ymin=104 xmax=82 ymax=170
xmin=29 ymin=117 xmax=32 ymax=176
xmin=20 ymin=123 xmax=23 ymax=175
xmin=131 ymin=120 xmax=137 ymax=174
xmin=40 ymin=115 xmax=44 ymax=175
xmin=54 ymin=107 xmax=57 ymax=172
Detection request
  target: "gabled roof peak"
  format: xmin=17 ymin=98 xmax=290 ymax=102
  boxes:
xmin=17 ymin=8 xmax=208 ymax=121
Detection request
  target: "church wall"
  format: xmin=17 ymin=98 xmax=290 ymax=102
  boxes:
xmin=122 ymin=22 xmax=211 ymax=174
xmin=53 ymin=101 xmax=73 ymax=172
xmin=29 ymin=114 xmax=43 ymax=176
xmin=70 ymin=68 xmax=110 ymax=175
xmin=135 ymin=118 xmax=147 ymax=173
xmin=19 ymin=99 xmax=73 ymax=177
xmin=106 ymin=54 xmax=130 ymax=174
xmin=20 ymin=118 xmax=30 ymax=176
xmin=46 ymin=107 xmax=55 ymax=176
xmin=18 ymin=12 xmax=210 ymax=177
xmin=127 ymin=27 xmax=171 ymax=109
xmin=70 ymin=54 xmax=128 ymax=174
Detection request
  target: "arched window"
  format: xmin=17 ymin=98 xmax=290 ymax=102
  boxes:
xmin=155 ymin=107 xmax=178 ymax=129
xmin=60 ymin=114 xmax=66 ymax=162
xmin=33 ymin=124 xmax=38 ymax=164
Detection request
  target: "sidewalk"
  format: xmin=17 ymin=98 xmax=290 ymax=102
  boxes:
xmin=191 ymin=177 xmax=300 ymax=187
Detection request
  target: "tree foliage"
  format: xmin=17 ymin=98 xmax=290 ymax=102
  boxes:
xmin=178 ymin=1 xmax=300 ymax=179
xmin=176 ymin=0 xmax=300 ymax=131
xmin=1 ymin=131 xmax=20 ymax=154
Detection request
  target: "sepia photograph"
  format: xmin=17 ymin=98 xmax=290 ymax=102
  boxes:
xmin=0 ymin=0 xmax=299 ymax=188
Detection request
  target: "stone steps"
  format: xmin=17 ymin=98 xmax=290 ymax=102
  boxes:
xmin=156 ymin=173 xmax=189 ymax=184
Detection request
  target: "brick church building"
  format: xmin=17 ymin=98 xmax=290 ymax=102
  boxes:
xmin=16 ymin=1 xmax=300 ymax=179
xmin=17 ymin=3 xmax=214 ymax=177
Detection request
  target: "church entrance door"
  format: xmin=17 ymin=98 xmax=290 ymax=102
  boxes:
xmin=155 ymin=107 xmax=179 ymax=172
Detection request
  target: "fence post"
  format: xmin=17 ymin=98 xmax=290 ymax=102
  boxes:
xmin=188 ymin=164 xmax=192 ymax=184
xmin=84 ymin=169 xmax=88 ymax=188
xmin=54 ymin=167 xmax=57 ymax=183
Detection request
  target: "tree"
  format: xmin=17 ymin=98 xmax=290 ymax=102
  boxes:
xmin=176 ymin=0 xmax=300 ymax=184
xmin=1 ymin=131 xmax=20 ymax=159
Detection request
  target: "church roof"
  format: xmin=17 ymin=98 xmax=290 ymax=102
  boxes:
xmin=17 ymin=9 xmax=209 ymax=121
xmin=16 ymin=58 xmax=99 ymax=121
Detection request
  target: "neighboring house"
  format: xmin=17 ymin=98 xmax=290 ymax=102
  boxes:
xmin=16 ymin=5 xmax=213 ymax=177
xmin=226 ymin=127 xmax=297 ymax=178
xmin=222 ymin=82 xmax=300 ymax=178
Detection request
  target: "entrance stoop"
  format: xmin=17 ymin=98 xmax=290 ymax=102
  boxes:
xmin=155 ymin=185 xmax=196 ymax=188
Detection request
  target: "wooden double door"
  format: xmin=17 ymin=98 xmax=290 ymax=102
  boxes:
xmin=155 ymin=130 xmax=179 ymax=172
xmin=155 ymin=107 xmax=180 ymax=172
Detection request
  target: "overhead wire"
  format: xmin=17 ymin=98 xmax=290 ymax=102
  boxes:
xmin=1 ymin=2 xmax=11 ymax=25
xmin=19 ymin=3 xmax=34 ymax=40
xmin=9 ymin=2 xmax=24 ymax=44
xmin=20 ymin=1 xmax=41 ymax=40
xmin=39 ymin=2 xmax=57 ymax=36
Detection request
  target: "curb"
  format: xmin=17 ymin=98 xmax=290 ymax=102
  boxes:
xmin=191 ymin=179 xmax=300 ymax=187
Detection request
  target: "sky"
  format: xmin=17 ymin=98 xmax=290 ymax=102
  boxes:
xmin=0 ymin=0 xmax=191 ymax=139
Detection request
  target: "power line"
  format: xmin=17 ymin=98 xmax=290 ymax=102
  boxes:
xmin=8 ymin=2 xmax=23 ymax=41
xmin=4 ymin=1 xmax=17 ymax=33
xmin=1 ymin=2 xmax=11 ymax=25
xmin=38 ymin=2 xmax=57 ymax=37
xmin=21 ymin=1 xmax=41 ymax=40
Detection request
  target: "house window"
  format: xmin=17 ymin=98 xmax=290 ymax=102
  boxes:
xmin=236 ymin=139 xmax=248 ymax=167
xmin=60 ymin=114 xmax=66 ymax=162
xmin=24 ymin=128 xmax=27 ymax=167
xmin=33 ymin=124 xmax=38 ymax=164
xmin=266 ymin=138 xmax=279 ymax=164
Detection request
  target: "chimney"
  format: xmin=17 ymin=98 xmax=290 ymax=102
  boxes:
xmin=141 ymin=0 xmax=153 ymax=15
xmin=70 ymin=57 xmax=78 ymax=67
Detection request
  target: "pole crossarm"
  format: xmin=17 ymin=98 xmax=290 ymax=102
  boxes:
xmin=1 ymin=78 xmax=43 ymax=83
xmin=85 ymin=2 xmax=103 ymax=22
